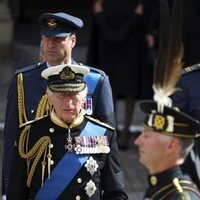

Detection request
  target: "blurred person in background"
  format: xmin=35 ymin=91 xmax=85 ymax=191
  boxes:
xmin=87 ymin=0 xmax=145 ymax=149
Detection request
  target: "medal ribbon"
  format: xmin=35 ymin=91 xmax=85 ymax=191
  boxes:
xmin=35 ymin=121 xmax=106 ymax=200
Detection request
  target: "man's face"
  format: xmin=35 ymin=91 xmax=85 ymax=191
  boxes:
xmin=134 ymin=128 xmax=169 ymax=172
xmin=49 ymin=91 xmax=85 ymax=123
xmin=41 ymin=34 xmax=76 ymax=65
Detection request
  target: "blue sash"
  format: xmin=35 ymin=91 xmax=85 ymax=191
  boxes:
xmin=35 ymin=121 xmax=106 ymax=200
xmin=84 ymin=72 xmax=101 ymax=94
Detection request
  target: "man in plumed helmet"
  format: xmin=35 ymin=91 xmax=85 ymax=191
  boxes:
xmin=134 ymin=0 xmax=200 ymax=199
xmin=7 ymin=64 xmax=128 ymax=200
xmin=2 ymin=12 xmax=115 ymax=198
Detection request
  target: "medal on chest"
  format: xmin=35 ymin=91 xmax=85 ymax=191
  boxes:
xmin=64 ymin=128 xmax=73 ymax=151
xmin=84 ymin=94 xmax=93 ymax=115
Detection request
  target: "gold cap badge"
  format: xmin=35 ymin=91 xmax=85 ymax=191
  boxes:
xmin=59 ymin=67 xmax=75 ymax=80
xmin=47 ymin=18 xmax=57 ymax=28
xmin=152 ymin=114 xmax=166 ymax=131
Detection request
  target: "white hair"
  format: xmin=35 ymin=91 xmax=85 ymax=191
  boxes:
xmin=157 ymin=133 xmax=194 ymax=160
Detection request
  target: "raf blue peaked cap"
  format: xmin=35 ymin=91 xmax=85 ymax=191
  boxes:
xmin=39 ymin=12 xmax=83 ymax=37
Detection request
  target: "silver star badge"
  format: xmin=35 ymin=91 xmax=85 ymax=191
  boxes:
xmin=74 ymin=144 xmax=83 ymax=154
xmin=84 ymin=156 xmax=99 ymax=175
xmin=84 ymin=180 xmax=97 ymax=198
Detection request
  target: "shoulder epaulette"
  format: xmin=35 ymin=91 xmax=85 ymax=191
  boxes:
xmin=85 ymin=116 xmax=115 ymax=130
xmin=15 ymin=62 xmax=42 ymax=75
xmin=78 ymin=63 xmax=106 ymax=76
xmin=20 ymin=114 xmax=49 ymax=128
xmin=182 ymin=63 xmax=200 ymax=75
xmin=151 ymin=178 xmax=200 ymax=199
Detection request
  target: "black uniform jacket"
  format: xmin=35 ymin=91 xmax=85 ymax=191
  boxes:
xmin=145 ymin=166 xmax=200 ymax=200
xmin=3 ymin=60 xmax=115 ymax=194
xmin=7 ymin=115 xmax=128 ymax=200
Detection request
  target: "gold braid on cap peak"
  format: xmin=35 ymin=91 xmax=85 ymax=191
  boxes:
xmin=18 ymin=125 xmax=52 ymax=187
xmin=17 ymin=73 xmax=28 ymax=126
xmin=35 ymin=94 xmax=52 ymax=118
xmin=153 ymin=0 xmax=184 ymax=113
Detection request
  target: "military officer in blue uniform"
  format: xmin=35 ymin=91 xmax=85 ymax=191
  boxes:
xmin=2 ymin=12 xmax=115 ymax=197
xmin=135 ymin=100 xmax=200 ymax=199
xmin=7 ymin=64 xmax=127 ymax=200
xmin=173 ymin=64 xmax=200 ymax=120
xmin=173 ymin=63 xmax=200 ymax=189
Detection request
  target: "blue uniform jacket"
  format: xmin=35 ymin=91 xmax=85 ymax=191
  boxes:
xmin=173 ymin=67 xmax=200 ymax=190
xmin=3 ymin=61 xmax=115 ymax=194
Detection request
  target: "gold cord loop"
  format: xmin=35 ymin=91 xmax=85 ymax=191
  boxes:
xmin=19 ymin=125 xmax=51 ymax=187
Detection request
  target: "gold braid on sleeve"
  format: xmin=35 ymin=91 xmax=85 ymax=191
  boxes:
xmin=17 ymin=73 xmax=28 ymax=126
xmin=18 ymin=125 xmax=52 ymax=187
xmin=35 ymin=94 xmax=52 ymax=119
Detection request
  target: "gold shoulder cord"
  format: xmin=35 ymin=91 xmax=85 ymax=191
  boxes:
xmin=17 ymin=73 xmax=28 ymax=126
xmin=173 ymin=178 xmax=191 ymax=200
xmin=18 ymin=125 xmax=52 ymax=187
xmin=173 ymin=178 xmax=183 ymax=193
xmin=35 ymin=94 xmax=51 ymax=119
xmin=18 ymin=74 xmax=51 ymax=125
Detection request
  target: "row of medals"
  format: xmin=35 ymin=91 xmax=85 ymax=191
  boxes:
xmin=65 ymin=132 xmax=110 ymax=154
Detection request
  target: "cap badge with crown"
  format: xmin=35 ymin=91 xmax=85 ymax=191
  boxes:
xmin=59 ymin=67 xmax=75 ymax=80
xmin=47 ymin=18 xmax=57 ymax=28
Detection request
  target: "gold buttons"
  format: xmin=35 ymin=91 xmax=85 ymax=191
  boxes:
xmin=51 ymin=160 xmax=54 ymax=165
xmin=76 ymin=195 xmax=81 ymax=200
xmin=49 ymin=128 xmax=55 ymax=133
xmin=77 ymin=178 xmax=82 ymax=183
xmin=150 ymin=176 xmax=157 ymax=186
xmin=31 ymin=110 xmax=34 ymax=113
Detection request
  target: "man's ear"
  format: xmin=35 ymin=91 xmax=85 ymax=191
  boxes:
xmin=70 ymin=34 xmax=76 ymax=48
xmin=166 ymin=138 xmax=179 ymax=153
xmin=46 ymin=91 xmax=53 ymax=106
xmin=82 ymin=95 xmax=86 ymax=107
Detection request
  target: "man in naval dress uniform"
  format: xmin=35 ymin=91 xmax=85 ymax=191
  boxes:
xmin=7 ymin=64 xmax=128 ymax=200
xmin=2 ymin=12 xmax=115 ymax=198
